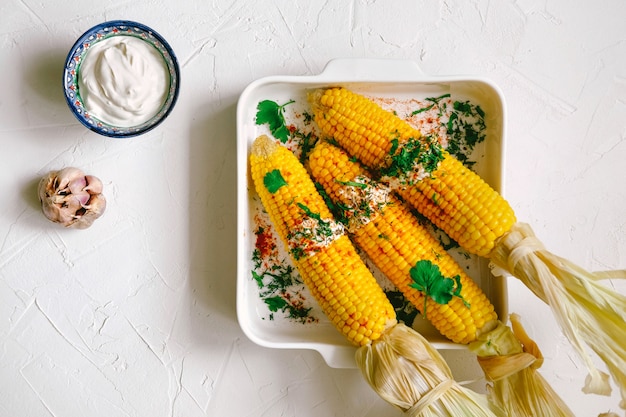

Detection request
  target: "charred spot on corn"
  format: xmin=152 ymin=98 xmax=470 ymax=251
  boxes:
xmin=263 ymin=169 xmax=288 ymax=193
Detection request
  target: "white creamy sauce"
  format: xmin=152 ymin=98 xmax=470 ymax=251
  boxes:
xmin=336 ymin=176 xmax=392 ymax=233
xmin=78 ymin=35 xmax=169 ymax=127
xmin=287 ymin=217 xmax=345 ymax=258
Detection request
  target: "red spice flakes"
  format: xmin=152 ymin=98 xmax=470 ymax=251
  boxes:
xmin=251 ymin=206 xmax=319 ymax=324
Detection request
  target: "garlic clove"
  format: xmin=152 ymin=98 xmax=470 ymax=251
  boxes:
xmin=74 ymin=191 xmax=91 ymax=207
xmin=68 ymin=176 xmax=88 ymax=195
xmin=72 ymin=194 xmax=107 ymax=229
xmin=84 ymin=175 xmax=103 ymax=194
xmin=38 ymin=167 xmax=106 ymax=229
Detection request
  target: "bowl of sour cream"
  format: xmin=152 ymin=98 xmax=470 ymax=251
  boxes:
xmin=63 ymin=20 xmax=180 ymax=137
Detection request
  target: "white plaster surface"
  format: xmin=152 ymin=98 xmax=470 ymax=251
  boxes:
xmin=1 ymin=0 xmax=625 ymax=416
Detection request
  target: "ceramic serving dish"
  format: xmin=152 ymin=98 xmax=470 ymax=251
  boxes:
xmin=63 ymin=20 xmax=180 ymax=138
xmin=236 ymin=58 xmax=508 ymax=368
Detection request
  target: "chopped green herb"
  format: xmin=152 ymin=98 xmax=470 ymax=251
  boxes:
xmin=446 ymin=100 xmax=486 ymax=168
xmin=296 ymin=203 xmax=335 ymax=239
xmin=409 ymin=94 xmax=487 ymax=168
xmin=285 ymin=203 xmax=339 ymax=260
xmin=265 ymin=296 xmax=288 ymax=312
xmin=251 ymin=223 xmax=316 ymax=323
xmin=411 ymin=93 xmax=451 ymax=117
xmin=411 ymin=103 xmax=435 ymax=115
xmin=336 ymin=179 xmax=368 ymax=189
xmin=264 ymin=295 xmax=313 ymax=320
xmin=296 ymin=202 xmax=321 ymax=221
xmin=326 ymin=137 xmax=341 ymax=147
xmin=290 ymin=247 xmax=306 ymax=261
xmin=296 ymin=130 xmax=317 ymax=164
xmin=380 ymin=135 xmax=444 ymax=181
xmin=385 ymin=290 xmax=418 ymax=326
xmin=252 ymin=270 xmax=264 ymax=288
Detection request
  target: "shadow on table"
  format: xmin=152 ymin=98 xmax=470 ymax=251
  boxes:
xmin=188 ymin=98 xmax=239 ymax=324
xmin=22 ymin=46 xmax=76 ymax=126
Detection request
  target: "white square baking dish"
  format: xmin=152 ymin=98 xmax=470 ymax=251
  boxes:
xmin=236 ymin=58 xmax=508 ymax=368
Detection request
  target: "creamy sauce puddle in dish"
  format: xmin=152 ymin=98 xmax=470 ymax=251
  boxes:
xmin=78 ymin=36 xmax=169 ymax=127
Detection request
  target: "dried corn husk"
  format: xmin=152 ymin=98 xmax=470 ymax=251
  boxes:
xmin=355 ymin=323 xmax=504 ymax=417
xmin=490 ymin=222 xmax=626 ymax=410
xmin=471 ymin=314 xmax=575 ymax=417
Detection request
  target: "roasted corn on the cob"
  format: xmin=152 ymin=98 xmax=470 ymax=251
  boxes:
xmin=307 ymin=139 xmax=497 ymax=345
xmin=309 ymin=86 xmax=626 ymax=409
xmin=310 ymin=87 xmax=515 ymax=258
xmin=250 ymin=134 xmax=395 ymax=346
xmin=249 ymin=134 xmax=502 ymax=416
xmin=308 ymin=140 xmax=575 ymax=417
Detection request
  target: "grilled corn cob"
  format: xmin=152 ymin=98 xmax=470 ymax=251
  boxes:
xmin=250 ymin=135 xmax=395 ymax=346
xmin=309 ymin=86 xmax=626 ymax=409
xmin=306 ymin=140 xmax=575 ymax=417
xmin=249 ymin=134 xmax=502 ymax=416
xmin=307 ymin=140 xmax=497 ymax=345
xmin=311 ymin=87 xmax=516 ymax=257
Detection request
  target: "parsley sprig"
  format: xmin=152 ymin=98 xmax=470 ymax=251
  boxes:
xmin=255 ymin=100 xmax=318 ymax=161
xmin=263 ymin=169 xmax=288 ymax=194
xmin=409 ymin=259 xmax=469 ymax=317
xmin=256 ymin=99 xmax=295 ymax=143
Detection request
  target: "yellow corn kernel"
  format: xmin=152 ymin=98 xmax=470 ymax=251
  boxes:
xmin=307 ymin=141 xmax=497 ymax=345
xmin=310 ymin=88 xmax=422 ymax=169
xmin=399 ymin=154 xmax=516 ymax=257
xmin=249 ymin=135 xmax=396 ymax=347
xmin=310 ymin=87 xmax=517 ymax=257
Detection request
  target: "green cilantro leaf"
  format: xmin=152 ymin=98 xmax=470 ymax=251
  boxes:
xmin=296 ymin=202 xmax=321 ymax=221
xmin=410 ymin=103 xmax=434 ymax=115
xmin=336 ymin=180 xmax=368 ymax=189
xmin=409 ymin=259 xmax=469 ymax=317
xmin=252 ymin=270 xmax=264 ymax=288
xmin=256 ymin=99 xmax=295 ymax=143
xmin=263 ymin=169 xmax=287 ymax=193
xmin=264 ymin=296 xmax=288 ymax=312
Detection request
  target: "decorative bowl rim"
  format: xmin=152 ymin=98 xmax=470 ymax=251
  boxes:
xmin=63 ymin=20 xmax=181 ymax=138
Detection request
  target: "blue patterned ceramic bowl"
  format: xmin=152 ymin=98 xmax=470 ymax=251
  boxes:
xmin=63 ymin=20 xmax=180 ymax=138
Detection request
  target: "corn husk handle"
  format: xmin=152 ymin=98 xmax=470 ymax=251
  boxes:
xmin=355 ymin=323 xmax=504 ymax=417
xmin=470 ymin=315 xmax=575 ymax=417
xmin=489 ymin=222 xmax=626 ymax=409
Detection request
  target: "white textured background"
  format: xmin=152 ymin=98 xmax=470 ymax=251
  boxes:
xmin=1 ymin=0 xmax=625 ymax=416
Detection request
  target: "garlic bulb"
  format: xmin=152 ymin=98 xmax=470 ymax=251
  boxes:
xmin=38 ymin=167 xmax=106 ymax=229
